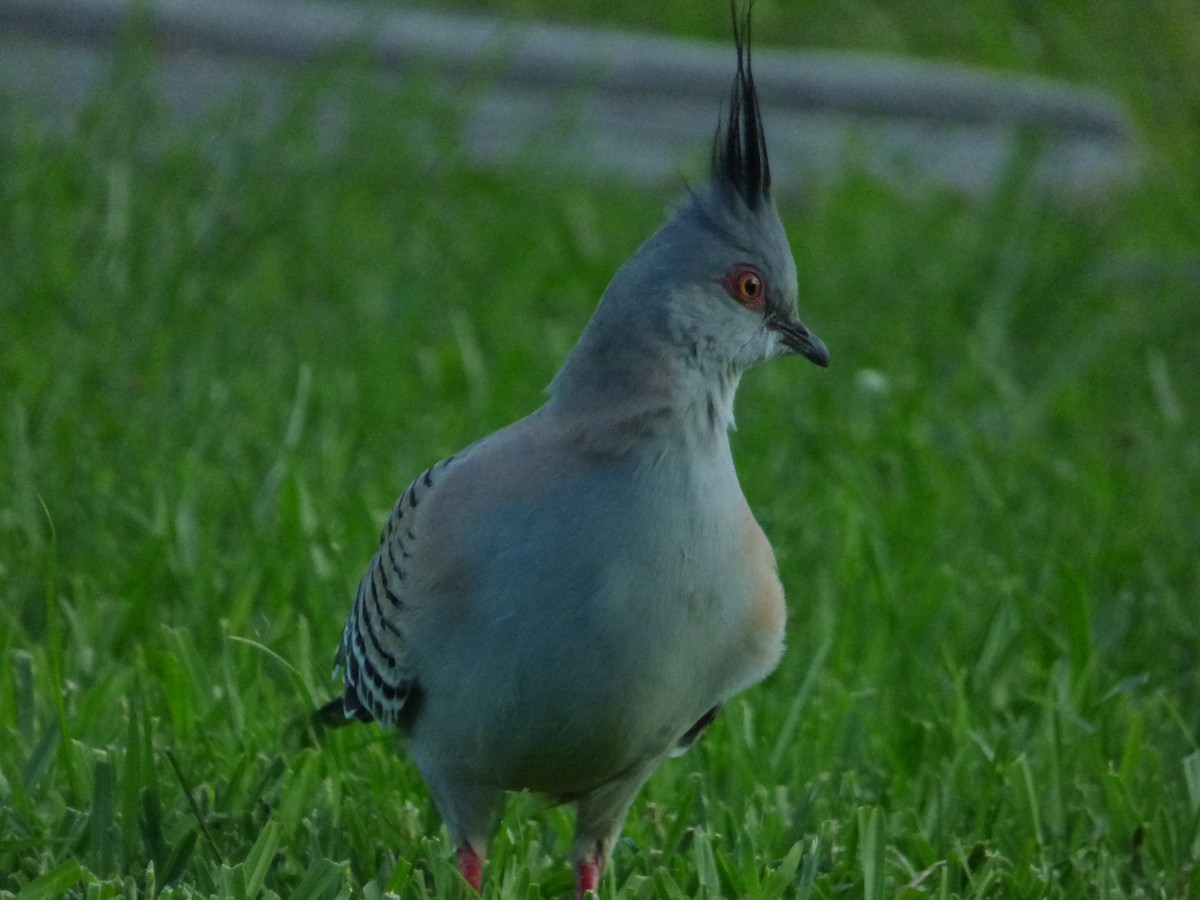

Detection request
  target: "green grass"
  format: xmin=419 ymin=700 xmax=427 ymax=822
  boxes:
xmin=2 ymin=2 xmax=1199 ymax=897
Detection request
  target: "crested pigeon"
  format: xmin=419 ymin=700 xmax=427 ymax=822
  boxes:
xmin=322 ymin=3 xmax=829 ymax=896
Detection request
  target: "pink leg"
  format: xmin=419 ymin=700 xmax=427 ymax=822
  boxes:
xmin=575 ymin=857 xmax=601 ymax=899
xmin=456 ymin=844 xmax=483 ymax=893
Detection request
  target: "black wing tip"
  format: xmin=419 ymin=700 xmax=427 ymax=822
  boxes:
xmin=313 ymin=691 xmax=374 ymax=731
xmin=712 ymin=0 xmax=771 ymax=209
xmin=677 ymin=704 xmax=720 ymax=751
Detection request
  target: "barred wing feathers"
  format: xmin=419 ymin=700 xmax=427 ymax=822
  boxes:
xmin=334 ymin=453 xmax=462 ymax=726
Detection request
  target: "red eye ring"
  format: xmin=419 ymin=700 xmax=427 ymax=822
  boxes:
xmin=721 ymin=265 xmax=767 ymax=311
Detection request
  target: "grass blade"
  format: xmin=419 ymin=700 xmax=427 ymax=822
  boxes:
xmin=290 ymin=859 xmax=346 ymax=900
xmin=858 ymin=806 xmax=885 ymax=900
xmin=91 ymin=750 xmax=116 ymax=874
xmin=769 ymin=639 xmax=830 ymax=770
xmin=15 ymin=859 xmax=86 ymax=899
xmin=242 ymin=819 xmax=282 ymax=896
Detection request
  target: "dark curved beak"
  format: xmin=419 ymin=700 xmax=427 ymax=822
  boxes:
xmin=769 ymin=316 xmax=830 ymax=367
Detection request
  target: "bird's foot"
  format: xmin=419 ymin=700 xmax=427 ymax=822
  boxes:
xmin=456 ymin=844 xmax=483 ymax=893
xmin=575 ymin=857 xmax=601 ymax=899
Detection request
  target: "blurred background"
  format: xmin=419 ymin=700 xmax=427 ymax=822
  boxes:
xmin=1 ymin=0 xmax=1198 ymax=896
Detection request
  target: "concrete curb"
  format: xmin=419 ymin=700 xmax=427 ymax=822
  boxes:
xmin=0 ymin=0 xmax=1138 ymax=195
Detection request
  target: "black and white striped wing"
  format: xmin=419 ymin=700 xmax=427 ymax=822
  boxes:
xmin=334 ymin=455 xmax=456 ymax=726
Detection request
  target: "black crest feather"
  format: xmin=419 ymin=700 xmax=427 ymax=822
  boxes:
xmin=713 ymin=0 xmax=771 ymax=209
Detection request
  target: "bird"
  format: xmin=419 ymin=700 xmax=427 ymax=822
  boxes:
xmin=319 ymin=2 xmax=829 ymax=896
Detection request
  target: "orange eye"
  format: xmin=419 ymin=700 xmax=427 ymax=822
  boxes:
xmin=722 ymin=266 xmax=767 ymax=311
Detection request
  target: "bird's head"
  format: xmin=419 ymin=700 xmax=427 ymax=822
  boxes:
xmin=659 ymin=2 xmax=829 ymax=373
xmin=551 ymin=2 xmax=827 ymax=416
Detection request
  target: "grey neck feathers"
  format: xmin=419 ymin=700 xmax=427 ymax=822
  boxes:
xmin=547 ymin=305 xmax=740 ymax=451
xmin=547 ymin=192 xmax=751 ymax=451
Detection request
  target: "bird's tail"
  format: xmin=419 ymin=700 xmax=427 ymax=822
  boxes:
xmin=313 ymin=695 xmax=356 ymax=731
xmin=311 ymin=690 xmax=376 ymax=732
